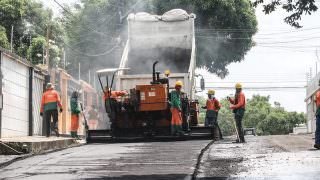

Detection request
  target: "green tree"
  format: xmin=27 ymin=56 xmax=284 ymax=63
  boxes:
xmin=198 ymin=94 xmax=306 ymax=136
xmin=243 ymin=95 xmax=271 ymax=128
xmin=0 ymin=0 xmax=64 ymax=65
xmin=28 ymin=36 xmax=46 ymax=64
xmin=253 ymin=0 xmax=318 ymax=28
xmin=0 ymin=25 xmax=9 ymax=49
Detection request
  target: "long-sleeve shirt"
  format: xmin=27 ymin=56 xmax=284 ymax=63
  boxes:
xmin=70 ymin=97 xmax=80 ymax=114
xmin=229 ymin=92 xmax=246 ymax=109
xmin=206 ymin=98 xmax=221 ymax=112
xmin=170 ymin=90 xmax=181 ymax=109
xmin=40 ymin=89 xmax=62 ymax=112
xmin=315 ymin=91 xmax=320 ymax=108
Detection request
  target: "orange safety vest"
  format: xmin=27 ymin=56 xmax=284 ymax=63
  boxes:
xmin=315 ymin=91 xmax=320 ymax=108
xmin=229 ymin=92 xmax=246 ymax=109
xmin=41 ymin=89 xmax=62 ymax=113
xmin=103 ymin=91 xmax=127 ymax=100
xmin=206 ymin=98 xmax=221 ymax=112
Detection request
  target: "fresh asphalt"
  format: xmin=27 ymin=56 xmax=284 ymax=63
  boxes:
xmin=0 ymin=140 xmax=210 ymax=180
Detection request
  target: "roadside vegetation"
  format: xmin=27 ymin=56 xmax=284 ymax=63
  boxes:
xmin=198 ymin=95 xmax=306 ymax=136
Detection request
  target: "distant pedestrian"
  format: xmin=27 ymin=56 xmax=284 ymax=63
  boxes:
xmin=40 ymin=83 xmax=63 ymax=137
xmin=70 ymin=91 xmax=81 ymax=139
xmin=170 ymin=81 xmax=184 ymax=136
xmin=228 ymin=83 xmax=246 ymax=143
xmin=202 ymin=89 xmax=223 ymax=139
xmin=88 ymin=105 xmax=99 ymax=130
xmin=314 ymin=81 xmax=320 ymax=149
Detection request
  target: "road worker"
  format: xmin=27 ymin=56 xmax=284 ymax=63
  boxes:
xmin=40 ymin=83 xmax=63 ymax=137
xmin=228 ymin=83 xmax=246 ymax=143
xmin=88 ymin=105 xmax=99 ymax=130
xmin=314 ymin=80 xmax=320 ymax=149
xmin=170 ymin=81 xmax=184 ymax=136
xmin=202 ymin=89 xmax=223 ymax=139
xmin=103 ymin=87 xmax=127 ymax=101
xmin=70 ymin=91 xmax=81 ymax=139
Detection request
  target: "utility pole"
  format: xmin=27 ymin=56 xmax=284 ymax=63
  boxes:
xmin=78 ymin=62 xmax=81 ymax=80
xmin=88 ymin=69 xmax=91 ymax=85
xmin=10 ymin=25 xmax=13 ymax=52
xmin=63 ymin=49 xmax=66 ymax=69
xmin=42 ymin=44 xmax=45 ymax=65
xmin=45 ymin=24 xmax=51 ymax=69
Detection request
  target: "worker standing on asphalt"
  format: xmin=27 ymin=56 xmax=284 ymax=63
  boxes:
xmin=202 ymin=89 xmax=223 ymax=139
xmin=70 ymin=91 xmax=81 ymax=139
xmin=170 ymin=81 xmax=184 ymax=136
xmin=314 ymin=80 xmax=320 ymax=149
xmin=228 ymin=83 xmax=246 ymax=143
xmin=40 ymin=83 xmax=63 ymax=137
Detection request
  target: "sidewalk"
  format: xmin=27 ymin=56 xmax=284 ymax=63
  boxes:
xmin=0 ymin=136 xmax=83 ymax=155
xmin=0 ymin=136 xmax=85 ymax=168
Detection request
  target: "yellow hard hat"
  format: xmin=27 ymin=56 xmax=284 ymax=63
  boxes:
xmin=235 ymin=83 xmax=242 ymax=89
xmin=175 ymin=80 xmax=183 ymax=87
xmin=164 ymin=70 xmax=171 ymax=76
xmin=207 ymin=89 xmax=215 ymax=95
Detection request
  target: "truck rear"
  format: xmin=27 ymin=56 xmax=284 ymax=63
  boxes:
xmin=88 ymin=9 xmax=214 ymax=141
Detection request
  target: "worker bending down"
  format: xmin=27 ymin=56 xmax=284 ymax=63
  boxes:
xmin=228 ymin=83 xmax=246 ymax=143
xmin=170 ymin=81 xmax=184 ymax=136
xmin=202 ymin=89 xmax=223 ymax=139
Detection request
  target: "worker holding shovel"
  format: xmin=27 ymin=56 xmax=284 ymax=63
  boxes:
xmin=70 ymin=91 xmax=81 ymax=139
xmin=228 ymin=83 xmax=246 ymax=143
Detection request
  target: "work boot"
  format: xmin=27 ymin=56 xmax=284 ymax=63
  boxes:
xmin=54 ymin=128 xmax=59 ymax=137
xmin=314 ymin=144 xmax=320 ymax=149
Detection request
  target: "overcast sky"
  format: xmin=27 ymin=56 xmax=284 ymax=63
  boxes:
xmin=42 ymin=0 xmax=320 ymax=112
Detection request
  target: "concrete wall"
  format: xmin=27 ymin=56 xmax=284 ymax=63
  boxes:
xmin=1 ymin=53 xmax=30 ymax=137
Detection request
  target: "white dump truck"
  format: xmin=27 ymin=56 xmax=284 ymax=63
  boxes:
xmin=90 ymin=9 xmax=210 ymax=141
xmin=117 ymin=9 xmax=197 ymax=98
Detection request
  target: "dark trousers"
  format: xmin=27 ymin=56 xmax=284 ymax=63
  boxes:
xmin=235 ymin=117 xmax=245 ymax=142
xmin=316 ymin=115 xmax=320 ymax=145
xmin=43 ymin=110 xmax=58 ymax=137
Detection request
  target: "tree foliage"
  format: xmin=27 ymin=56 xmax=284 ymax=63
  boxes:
xmin=197 ymin=94 xmax=306 ymax=136
xmin=253 ymin=0 xmax=318 ymax=28
xmin=0 ymin=0 xmax=64 ymax=66
xmin=0 ymin=25 xmax=9 ymax=49
xmin=62 ymin=0 xmax=257 ymax=79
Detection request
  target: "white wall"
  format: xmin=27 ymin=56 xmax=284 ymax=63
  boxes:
xmin=1 ymin=54 xmax=29 ymax=137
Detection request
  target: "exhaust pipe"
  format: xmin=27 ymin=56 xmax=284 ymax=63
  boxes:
xmin=152 ymin=61 xmax=159 ymax=84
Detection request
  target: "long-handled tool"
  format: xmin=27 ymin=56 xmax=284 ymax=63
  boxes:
xmin=80 ymin=103 xmax=89 ymax=139
xmin=232 ymin=119 xmax=241 ymax=143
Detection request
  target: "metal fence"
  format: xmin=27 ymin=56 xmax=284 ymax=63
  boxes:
xmin=32 ymin=72 xmax=45 ymax=136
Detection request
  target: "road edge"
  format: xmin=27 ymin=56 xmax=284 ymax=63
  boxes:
xmin=192 ymin=140 xmax=215 ymax=180
xmin=0 ymin=142 xmax=85 ymax=169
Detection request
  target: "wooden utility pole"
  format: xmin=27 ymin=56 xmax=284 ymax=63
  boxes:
xmin=45 ymin=24 xmax=51 ymax=69
xmin=10 ymin=25 xmax=13 ymax=52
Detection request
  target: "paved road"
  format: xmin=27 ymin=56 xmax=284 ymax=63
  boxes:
xmin=0 ymin=140 xmax=210 ymax=180
xmin=198 ymin=135 xmax=320 ymax=180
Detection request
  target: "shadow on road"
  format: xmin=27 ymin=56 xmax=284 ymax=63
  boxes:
xmin=85 ymin=174 xmax=189 ymax=180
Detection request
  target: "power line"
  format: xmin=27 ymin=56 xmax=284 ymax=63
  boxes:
xmin=64 ymin=42 xmax=119 ymax=57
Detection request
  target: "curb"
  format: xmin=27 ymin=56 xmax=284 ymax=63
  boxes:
xmin=0 ymin=141 xmax=86 ymax=169
xmin=192 ymin=140 xmax=215 ymax=180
